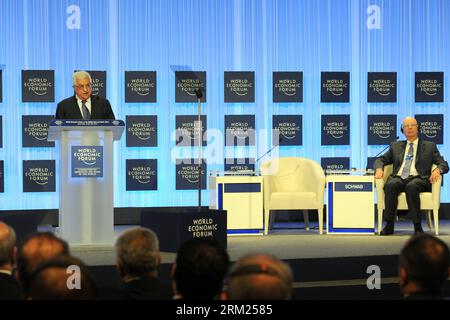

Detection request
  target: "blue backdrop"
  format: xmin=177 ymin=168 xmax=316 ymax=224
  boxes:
xmin=0 ymin=0 xmax=449 ymax=210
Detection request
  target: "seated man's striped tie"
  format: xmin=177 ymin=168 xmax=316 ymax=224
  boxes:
xmin=400 ymin=142 xmax=414 ymax=179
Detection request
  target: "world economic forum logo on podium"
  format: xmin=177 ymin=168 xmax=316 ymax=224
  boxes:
xmin=71 ymin=146 xmax=103 ymax=178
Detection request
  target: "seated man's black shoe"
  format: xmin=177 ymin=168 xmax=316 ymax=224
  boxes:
xmin=414 ymin=223 xmax=424 ymax=235
xmin=380 ymin=221 xmax=394 ymax=235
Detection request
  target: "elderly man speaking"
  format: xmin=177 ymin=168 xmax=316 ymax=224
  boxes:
xmin=55 ymin=70 xmax=115 ymax=120
xmin=374 ymin=117 xmax=448 ymax=235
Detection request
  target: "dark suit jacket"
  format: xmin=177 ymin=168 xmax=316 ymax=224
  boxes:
xmin=374 ymin=139 xmax=449 ymax=180
xmin=123 ymin=276 xmax=172 ymax=300
xmin=55 ymin=95 xmax=115 ymax=120
xmin=98 ymin=276 xmax=172 ymax=300
xmin=0 ymin=272 xmax=24 ymax=300
xmin=404 ymin=292 xmax=445 ymax=300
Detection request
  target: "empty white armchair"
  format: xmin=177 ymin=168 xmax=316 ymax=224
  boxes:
xmin=260 ymin=157 xmax=326 ymax=235
xmin=375 ymin=164 xmax=441 ymax=235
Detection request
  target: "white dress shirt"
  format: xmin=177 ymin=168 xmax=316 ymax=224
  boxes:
xmin=76 ymin=95 xmax=92 ymax=117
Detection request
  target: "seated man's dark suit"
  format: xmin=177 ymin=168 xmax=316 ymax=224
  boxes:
xmin=98 ymin=277 xmax=172 ymax=300
xmin=123 ymin=276 xmax=172 ymax=300
xmin=55 ymin=95 xmax=115 ymax=120
xmin=0 ymin=272 xmax=24 ymax=300
xmin=374 ymin=140 xmax=449 ymax=223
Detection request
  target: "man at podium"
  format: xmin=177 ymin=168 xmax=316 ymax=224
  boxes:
xmin=55 ymin=71 xmax=115 ymax=120
xmin=374 ymin=117 xmax=448 ymax=235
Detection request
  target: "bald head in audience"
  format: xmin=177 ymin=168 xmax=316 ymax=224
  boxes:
xmin=28 ymin=255 xmax=96 ymax=300
xmin=223 ymin=253 xmax=293 ymax=300
xmin=17 ymin=232 xmax=70 ymax=294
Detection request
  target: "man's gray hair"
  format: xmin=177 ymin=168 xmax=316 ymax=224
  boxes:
xmin=0 ymin=222 xmax=16 ymax=265
xmin=72 ymin=70 xmax=92 ymax=85
xmin=115 ymin=227 xmax=160 ymax=277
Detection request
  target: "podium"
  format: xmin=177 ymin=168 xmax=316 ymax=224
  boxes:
xmin=209 ymin=171 xmax=264 ymax=234
xmin=48 ymin=120 xmax=124 ymax=245
xmin=326 ymin=170 xmax=375 ymax=234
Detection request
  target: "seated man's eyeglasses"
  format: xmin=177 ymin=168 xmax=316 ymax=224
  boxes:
xmin=403 ymin=124 xmax=418 ymax=128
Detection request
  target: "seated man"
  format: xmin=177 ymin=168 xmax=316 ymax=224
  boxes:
xmin=374 ymin=117 xmax=448 ymax=235
xmin=113 ymin=227 xmax=172 ymax=300
xmin=16 ymin=232 xmax=70 ymax=297
xmin=28 ymin=255 xmax=97 ymax=300
xmin=0 ymin=222 xmax=23 ymax=300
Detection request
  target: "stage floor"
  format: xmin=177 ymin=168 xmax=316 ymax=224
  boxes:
xmin=63 ymin=220 xmax=450 ymax=267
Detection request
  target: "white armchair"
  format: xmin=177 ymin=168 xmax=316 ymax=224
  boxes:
xmin=375 ymin=164 xmax=441 ymax=235
xmin=260 ymin=157 xmax=326 ymax=235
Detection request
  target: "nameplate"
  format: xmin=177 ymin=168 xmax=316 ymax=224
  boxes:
xmin=50 ymin=120 xmax=125 ymax=127
xmin=334 ymin=182 xmax=373 ymax=192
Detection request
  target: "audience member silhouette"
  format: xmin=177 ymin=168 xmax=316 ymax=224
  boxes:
xmin=399 ymin=233 xmax=450 ymax=299
xmin=0 ymin=222 xmax=23 ymax=299
xmin=16 ymin=231 xmax=70 ymax=296
xmin=28 ymin=255 xmax=97 ymax=300
xmin=172 ymin=238 xmax=230 ymax=299
xmin=222 ymin=253 xmax=293 ymax=300
xmin=112 ymin=227 xmax=171 ymax=300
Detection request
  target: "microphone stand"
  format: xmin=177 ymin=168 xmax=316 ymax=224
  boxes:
xmin=366 ymin=136 xmax=399 ymax=171
xmin=194 ymin=89 xmax=203 ymax=211
xmin=255 ymin=136 xmax=284 ymax=165
xmin=255 ymin=144 xmax=279 ymax=164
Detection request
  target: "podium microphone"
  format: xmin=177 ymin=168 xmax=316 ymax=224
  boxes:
xmin=366 ymin=136 xmax=399 ymax=170
xmin=255 ymin=136 xmax=284 ymax=165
